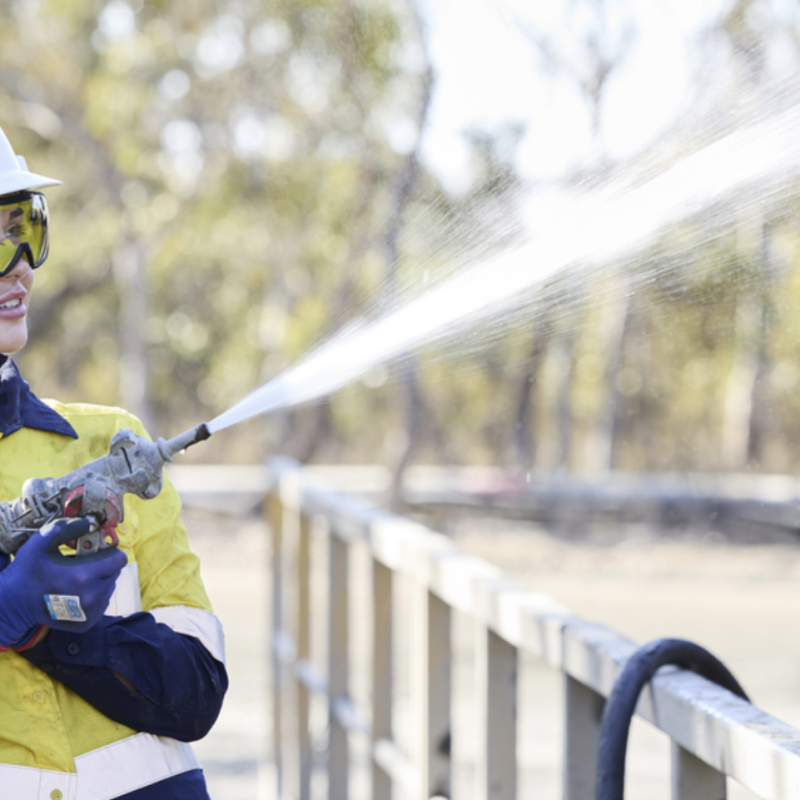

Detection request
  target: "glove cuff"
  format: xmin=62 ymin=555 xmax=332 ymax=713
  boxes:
xmin=0 ymin=624 xmax=44 ymax=653
xmin=13 ymin=625 xmax=47 ymax=652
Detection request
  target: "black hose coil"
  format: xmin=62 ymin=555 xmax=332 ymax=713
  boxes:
xmin=596 ymin=637 xmax=749 ymax=800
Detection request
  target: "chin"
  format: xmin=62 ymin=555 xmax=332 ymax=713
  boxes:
xmin=0 ymin=329 xmax=28 ymax=354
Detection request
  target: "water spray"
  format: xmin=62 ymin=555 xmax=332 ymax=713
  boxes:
xmin=6 ymin=102 xmax=800 ymax=560
xmin=208 ymin=102 xmax=800 ymax=435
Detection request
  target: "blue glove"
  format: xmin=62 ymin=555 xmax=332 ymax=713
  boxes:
xmin=0 ymin=518 xmax=128 ymax=647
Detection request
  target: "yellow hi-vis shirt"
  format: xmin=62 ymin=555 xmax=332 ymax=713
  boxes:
xmin=0 ymin=400 xmax=224 ymax=799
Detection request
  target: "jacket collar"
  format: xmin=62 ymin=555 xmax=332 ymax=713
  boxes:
xmin=0 ymin=356 xmax=78 ymax=439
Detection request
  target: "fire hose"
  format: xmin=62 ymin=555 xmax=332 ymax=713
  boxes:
xmin=595 ymin=637 xmax=749 ymax=800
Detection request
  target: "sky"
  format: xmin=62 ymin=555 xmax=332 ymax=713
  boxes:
xmin=98 ymin=0 xmax=746 ymax=194
xmin=418 ymin=0 xmax=732 ymax=192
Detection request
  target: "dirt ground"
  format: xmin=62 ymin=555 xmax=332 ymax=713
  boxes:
xmin=181 ymin=504 xmax=800 ymax=800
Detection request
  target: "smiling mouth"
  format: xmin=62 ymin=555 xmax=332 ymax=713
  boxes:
xmin=0 ymin=299 xmax=22 ymax=310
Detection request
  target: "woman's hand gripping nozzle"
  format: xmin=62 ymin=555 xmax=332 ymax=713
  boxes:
xmin=0 ymin=422 xmax=213 ymax=559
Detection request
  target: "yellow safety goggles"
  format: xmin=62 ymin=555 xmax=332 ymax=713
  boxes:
xmin=0 ymin=191 xmax=50 ymax=278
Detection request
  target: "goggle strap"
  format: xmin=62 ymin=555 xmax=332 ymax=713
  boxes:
xmin=0 ymin=191 xmax=34 ymax=207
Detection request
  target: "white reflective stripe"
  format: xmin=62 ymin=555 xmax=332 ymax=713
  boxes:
xmin=148 ymin=605 xmax=226 ymax=664
xmin=104 ymin=562 xmax=142 ymax=617
xmin=0 ymin=763 xmax=77 ymax=800
xmin=0 ymin=734 xmax=197 ymax=800
xmin=75 ymin=733 xmax=199 ymax=800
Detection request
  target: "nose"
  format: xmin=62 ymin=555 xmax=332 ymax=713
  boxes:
xmin=0 ymin=261 xmax=31 ymax=284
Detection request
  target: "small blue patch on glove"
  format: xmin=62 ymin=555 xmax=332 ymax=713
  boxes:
xmin=44 ymin=594 xmax=87 ymax=622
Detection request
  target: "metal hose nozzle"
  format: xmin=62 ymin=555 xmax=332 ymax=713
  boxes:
xmin=157 ymin=423 xmax=212 ymax=462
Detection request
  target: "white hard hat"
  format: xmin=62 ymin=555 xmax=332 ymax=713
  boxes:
xmin=0 ymin=125 xmax=61 ymax=196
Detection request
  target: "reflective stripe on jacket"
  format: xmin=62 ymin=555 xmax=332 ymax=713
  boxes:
xmin=0 ymin=734 xmax=199 ymax=800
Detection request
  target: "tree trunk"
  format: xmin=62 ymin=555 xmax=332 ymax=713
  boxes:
xmin=722 ymin=220 xmax=778 ymax=469
xmin=552 ymin=326 xmax=580 ymax=474
xmin=113 ymin=240 xmax=154 ymax=432
xmin=722 ymin=295 xmax=761 ymax=468
xmin=383 ymin=5 xmax=434 ymax=512
xmin=584 ymin=273 xmax=635 ymax=475
xmin=512 ymin=308 xmax=552 ymax=471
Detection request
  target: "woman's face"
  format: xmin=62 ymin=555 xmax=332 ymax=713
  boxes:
xmin=0 ymin=261 xmax=34 ymax=354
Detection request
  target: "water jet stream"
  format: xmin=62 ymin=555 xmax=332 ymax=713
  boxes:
xmin=208 ymin=104 xmax=800 ymax=434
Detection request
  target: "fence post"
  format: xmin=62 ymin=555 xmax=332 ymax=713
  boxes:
xmin=372 ymin=558 xmax=393 ymax=800
xmin=563 ymin=676 xmax=604 ymax=800
xmin=476 ymin=625 xmax=517 ymax=800
xmin=296 ymin=514 xmax=312 ymax=800
xmin=671 ymin=742 xmax=726 ymax=800
xmin=328 ymin=532 xmax=350 ymax=800
xmin=280 ymin=484 xmax=303 ymax=800
xmin=427 ymin=591 xmax=452 ymax=798
xmin=268 ymin=493 xmax=285 ymax=798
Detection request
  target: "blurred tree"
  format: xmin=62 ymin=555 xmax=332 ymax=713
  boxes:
xmin=695 ymin=0 xmax=800 ymax=468
xmin=3 ymin=0 xmax=800 ymax=485
xmin=0 ymin=0 xmax=434 ymax=462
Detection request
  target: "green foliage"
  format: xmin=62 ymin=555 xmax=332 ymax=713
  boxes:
xmin=4 ymin=0 xmax=800 ymax=479
xmin=0 ymin=0 xmax=425 ymax=459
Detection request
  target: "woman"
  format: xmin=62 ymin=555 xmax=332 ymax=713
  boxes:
xmin=0 ymin=125 xmax=227 ymax=800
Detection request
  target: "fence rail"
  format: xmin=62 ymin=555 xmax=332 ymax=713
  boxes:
xmin=265 ymin=457 xmax=800 ymax=799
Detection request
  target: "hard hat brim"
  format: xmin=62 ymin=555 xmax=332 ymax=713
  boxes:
xmin=0 ymin=169 xmax=61 ymax=197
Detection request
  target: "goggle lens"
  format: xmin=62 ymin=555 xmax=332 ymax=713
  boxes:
xmin=0 ymin=192 xmax=49 ymax=278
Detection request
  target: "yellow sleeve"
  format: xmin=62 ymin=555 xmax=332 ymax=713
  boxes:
xmin=128 ymin=472 xmax=213 ymax=614
xmin=93 ymin=412 xmax=213 ymax=615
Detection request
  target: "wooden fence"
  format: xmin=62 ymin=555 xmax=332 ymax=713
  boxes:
xmin=265 ymin=457 xmax=800 ymax=799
